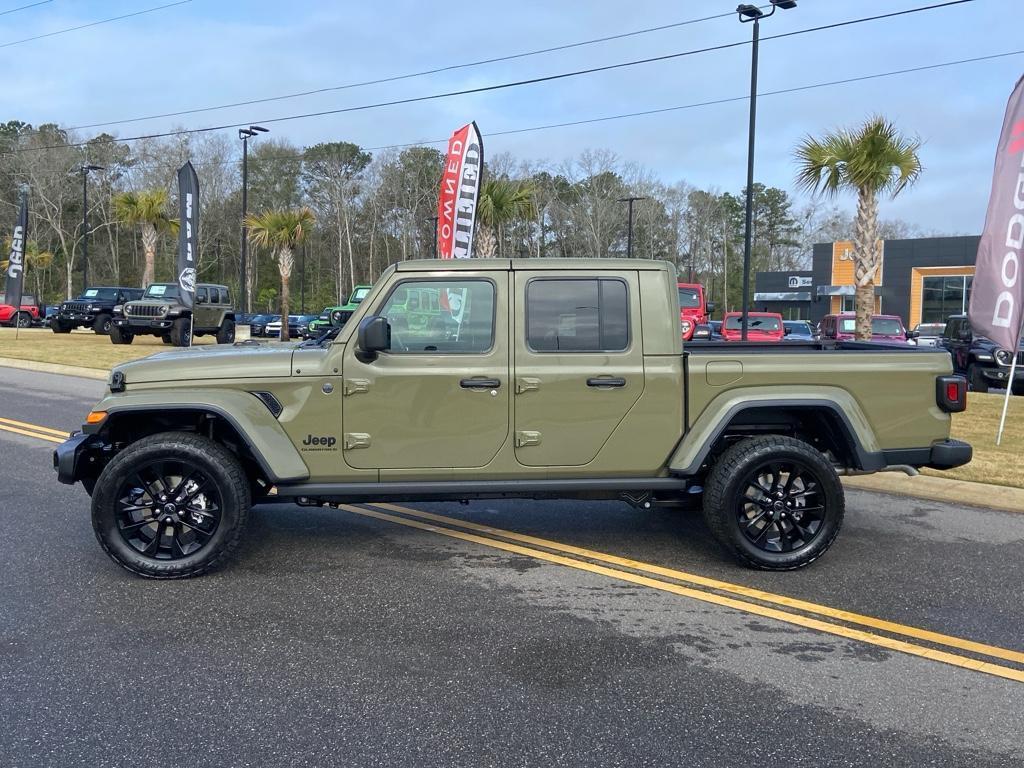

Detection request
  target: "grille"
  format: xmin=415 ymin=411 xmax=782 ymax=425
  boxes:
xmin=64 ymin=301 xmax=88 ymax=312
xmin=127 ymin=304 xmax=163 ymax=318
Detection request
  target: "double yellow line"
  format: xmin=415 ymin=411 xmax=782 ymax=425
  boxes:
xmin=344 ymin=502 xmax=1024 ymax=684
xmin=6 ymin=414 xmax=1024 ymax=683
xmin=0 ymin=416 xmax=68 ymax=444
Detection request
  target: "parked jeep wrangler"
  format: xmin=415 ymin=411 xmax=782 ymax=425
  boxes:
xmin=939 ymin=314 xmax=1024 ymax=394
xmin=110 ymin=282 xmax=235 ymax=347
xmin=51 ymin=286 xmax=144 ymax=334
xmin=307 ymin=284 xmax=374 ymax=335
xmin=56 ymin=258 xmax=971 ymax=579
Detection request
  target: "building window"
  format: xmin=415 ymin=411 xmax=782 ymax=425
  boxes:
xmin=841 ymin=295 xmax=855 ymax=313
xmin=921 ymin=275 xmax=972 ymax=324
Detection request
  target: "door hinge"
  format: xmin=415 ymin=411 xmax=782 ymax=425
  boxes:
xmin=343 ymin=432 xmax=371 ymax=450
xmin=343 ymin=378 xmax=370 ymax=396
xmin=515 ymin=430 xmax=542 ymax=448
xmin=515 ymin=377 xmax=541 ymax=394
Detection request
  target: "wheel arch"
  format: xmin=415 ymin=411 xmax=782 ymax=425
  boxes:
xmin=669 ymin=391 xmax=883 ymax=478
xmin=86 ymin=395 xmax=309 ymax=485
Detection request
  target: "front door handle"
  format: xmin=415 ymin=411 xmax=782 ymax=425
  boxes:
xmin=460 ymin=378 xmax=501 ymax=389
xmin=587 ymin=377 xmax=627 ymax=388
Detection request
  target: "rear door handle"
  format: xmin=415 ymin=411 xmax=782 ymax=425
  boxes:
xmin=587 ymin=377 xmax=626 ymax=388
xmin=460 ymin=378 xmax=501 ymax=389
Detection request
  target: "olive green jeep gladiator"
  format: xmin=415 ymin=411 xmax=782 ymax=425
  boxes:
xmin=55 ymin=259 xmax=971 ymax=578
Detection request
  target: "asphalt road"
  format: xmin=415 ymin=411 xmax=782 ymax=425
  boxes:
xmin=1 ymin=367 xmax=1023 ymax=767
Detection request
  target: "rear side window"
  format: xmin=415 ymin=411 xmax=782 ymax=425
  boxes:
xmin=209 ymin=289 xmax=219 ymax=304
xmin=527 ymin=278 xmax=629 ymax=352
xmin=220 ymin=288 xmax=229 ymax=304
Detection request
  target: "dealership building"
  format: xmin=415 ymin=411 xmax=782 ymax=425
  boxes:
xmin=753 ymin=235 xmax=979 ymax=328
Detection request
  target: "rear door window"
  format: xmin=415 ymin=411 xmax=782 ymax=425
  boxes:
xmin=526 ymin=278 xmax=629 ymax=352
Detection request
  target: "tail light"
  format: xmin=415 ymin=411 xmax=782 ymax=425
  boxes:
xmin=936 ymin=375 xmax=966 ymax=413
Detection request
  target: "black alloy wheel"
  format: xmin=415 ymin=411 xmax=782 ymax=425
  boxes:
xmin=113 ymin=459 xmax=222 ymax=561
xmin=91 ymin=432 xmax=250 ymax=578
xmin=702 ymin=435 xmax=844 ymax=570
xmin=15 ymin=311 xmax=31 ymax=328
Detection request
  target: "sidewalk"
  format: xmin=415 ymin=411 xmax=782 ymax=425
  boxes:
xmin=0 ymin=356 xmax=107 ymax=380
xmin=843 ymin=473 xmax=1024 ymax=514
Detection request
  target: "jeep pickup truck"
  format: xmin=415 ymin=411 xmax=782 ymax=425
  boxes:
xmin=54 ymin=258 xmax=971 ymax=579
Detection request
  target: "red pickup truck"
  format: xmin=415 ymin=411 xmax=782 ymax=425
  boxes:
xmin=0 ymin=293 xmax=40 ymax=327
xmin=677 ymin=282 xmax=712 ymax=341
xmin=721 ymin=311 xmax=785 ymax=342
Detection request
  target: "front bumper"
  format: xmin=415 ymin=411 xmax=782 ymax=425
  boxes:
xmin=981 ymin=366 xmax=1024 ymax=383
xmin=53 ymin=432 xmax=104 ymax=485
xmin=54 ymin=312 xmax=97 ymax=325
xmin=115 ymin=316 xmax=175 ymax=331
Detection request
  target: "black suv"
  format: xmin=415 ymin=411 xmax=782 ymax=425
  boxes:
xmin=51 ymin=286 xmax=144 ymax=334
xmin=939 ymin=315 xmax=1024 ymax=394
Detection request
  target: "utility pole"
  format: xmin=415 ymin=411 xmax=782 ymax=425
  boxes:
xmin=80 ymin=164 xmax=104 ymax=289
xmin=238 ymin=125 xmax=268 ymax=313
xmin=737 ymin=0 xmax=796 ymax=339
xmin=618 ymin=196 xmax=646 ymax=258
xmin=300 ymin=242 xmax=307 ymax=313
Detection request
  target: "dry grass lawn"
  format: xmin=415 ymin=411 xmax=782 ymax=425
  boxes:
xmin=924 ymin=392 xmax=1023 ymax=489
xmin=2 ymin=328 xmax=1022 ymax=488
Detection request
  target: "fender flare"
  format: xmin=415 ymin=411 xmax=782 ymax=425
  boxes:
xmin=85 ymin=390 xmax=309 ymax=483
xmin=669 ymin=389 xmax=883 ymax=477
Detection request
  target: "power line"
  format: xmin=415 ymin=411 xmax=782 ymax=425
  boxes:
xmin=68 ymin=7 xmax=750 ymax=132
xmin=0 ymin=0 xmax=191 ymax=50
xmin=0 ymin=1 xmax=52 ymax=18
xmin=3 ymin=0 xmax=978 ymax=159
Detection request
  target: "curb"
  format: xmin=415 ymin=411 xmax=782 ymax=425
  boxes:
xmin=843 ymin=473 xmax=1024 ymax=514
xmin=0 ymin=357 xmax=108 ymax=381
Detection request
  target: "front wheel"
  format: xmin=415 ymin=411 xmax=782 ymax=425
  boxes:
xmin=91 ymin=432 xmax=251 ymax=579
xmin=51 ymin=320 xmax=72 ymax=334
xmin=92 ymin=313 xmax=112 ymax=334
xmin=968 ymin=364 xmax=989 ymax=393
xmin=1012 ymin=379 xmax=1024 ymax=397
xmin=215 ymin=318 xmax=235 ymax=344
xmin=109 ymin=325 xmax=134 ymax=345
xmin=702 ymin=435 xmax=844 ymax=570
xmin=170 ymin=317 xmax=192 ymax=346
xmin=14 ymin=311 xmax=31 ymax=328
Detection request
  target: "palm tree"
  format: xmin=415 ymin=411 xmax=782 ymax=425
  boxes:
xmin=475 ymin=179 xmax=536 ymax=258
xmin=245 ymin=207 xmax=315 ymax=339
xmin=795 ymin=117 xmax=922 ymax=340
xmin=112 ymin=189 xmax=178 ymax=288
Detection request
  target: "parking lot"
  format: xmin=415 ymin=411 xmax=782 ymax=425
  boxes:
xmin=1 ymin=366 xmax=1022 ymax=767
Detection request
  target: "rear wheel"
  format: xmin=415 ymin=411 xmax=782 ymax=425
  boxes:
xmin=216 ymin=318 xmax=235 ymax=344
xmin=92 ymin=313 xmax=112 ymax=334
xmin=968 ymin=364 xmax=989 ymax=393
xmin=91 ymin=432 xmax=251 ymax=579
xmin=170 ymin=317 xmax=192 ymax=346
xmin=702 ymin=435 xmax=844 ymax=570
xmin=109 ymin=325 xmax=134 ymax=345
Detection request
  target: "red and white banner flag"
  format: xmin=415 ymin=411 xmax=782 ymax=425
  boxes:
xmin=436 ymin=122 xmax=484 ymax=259
xmin=969 ymin=75 xmax=1024 ymax=351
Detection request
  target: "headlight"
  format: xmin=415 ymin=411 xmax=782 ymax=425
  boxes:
xmin=159 ymin=305 xmax=169 ymax=315
xmin=124 ymin=304 xmax=133 ymax=314
xmin=995 ymin=349 xmax=1012 ymax=366
xmin=113 ymin=304 xmax=123 ymax=314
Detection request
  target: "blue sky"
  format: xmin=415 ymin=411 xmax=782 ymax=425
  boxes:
xmin=2 ymin=0 xmax=1020 ymax=233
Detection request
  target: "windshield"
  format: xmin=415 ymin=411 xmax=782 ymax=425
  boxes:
xmin=784 ymin=322 xmax=812 ymax=334
xmin=79 ymin=288 xmax=119 ymax=301
xmin=143 ymin=284 xmax=179 ymax=300
xmin=839 ymin=317 xmax=903 ymax=335
xmin=724 ymin=315 xmax=781 ymax=331
xmin=677 ymin=287 xmax=701 ymax=309
xmin=916 ymin=324 xmax=946 ymax=336
xmin=351 ymin=287 xmax=371 ymax=303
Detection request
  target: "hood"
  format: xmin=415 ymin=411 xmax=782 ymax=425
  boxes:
xmin=115 ymin=343 xmax=296 ymax=384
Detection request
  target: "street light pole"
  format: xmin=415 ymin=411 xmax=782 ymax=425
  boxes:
xmin=736 ymin=0 xmax=796 ymax=340
xmin=80 ymin=164 xmax=104 ymax=289
xmin=238 ymin=125 xmax=268 ymax=313
xmin=618 ymin=196 xmax=646 ymax=258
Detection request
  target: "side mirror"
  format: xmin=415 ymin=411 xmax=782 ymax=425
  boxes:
xmin=691 ymin=325 xmax=712 ymax=340
xmin=958 ymin=329 xmax=972 ymax=342
xmin=705 ymin=301 xmax=716 ymax=314
xmin=907 ymin=329 xmax=920 ymax=340
xmin=783 ymin=327 xmax=792 ymax=336
xmin=356 ymin=315 xmax=390 ymax=361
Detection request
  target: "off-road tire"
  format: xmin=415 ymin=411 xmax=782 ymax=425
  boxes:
xmin=51 ymin=320 xmax=72 ymax=334
xmin=92 ymin=313 xmax=113 ymax=335
xmin=1012 ymin=380 xmax=1024 ymax=397
xmin=968 ymin=364 xmax=989 ymax=393
xmin=161 ymin=334 xmax=173 ymax=345
xmin=216 ymin=318 xmax=235 ymax=344
xmin=13 ymin=311 xmax=31 ymax=328
xmin=170 ymin=317 xmax=192 ymax=346
xmin=109 ymin=325 xmax=134 ymax=345
xmin=91 ymin=432 xmax=251 ymax=579
xmin=702 ymin=435 xmax=844 ymax=571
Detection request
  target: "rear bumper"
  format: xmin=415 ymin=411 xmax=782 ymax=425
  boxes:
xmin=52 ymin=432 xmax=103 ymax=485
xmin=879 ymin=439 xmax=972 ymax=471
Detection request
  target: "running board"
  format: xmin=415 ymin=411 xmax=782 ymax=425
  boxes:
xmin=271 ymin=477 xmax=689 ymax=504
